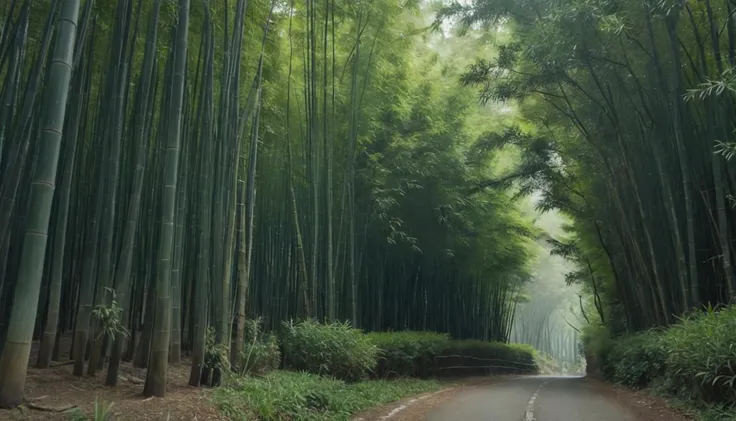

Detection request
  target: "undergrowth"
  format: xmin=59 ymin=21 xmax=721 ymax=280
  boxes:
xmin=367 ymin=331 xmax=538 ymax=378
xmin=584 ymin=305 xmax=736 ymax=420
xmin=281 ymin=319 xmax=379 ymax=382
xmin=214 ymin=370 xmax=442 ymax=421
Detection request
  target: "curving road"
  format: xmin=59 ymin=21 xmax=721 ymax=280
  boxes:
xmin=427 ymin=375 xmax=638 ymax=421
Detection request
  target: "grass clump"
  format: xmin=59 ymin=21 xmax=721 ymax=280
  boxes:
xmin=281 ymin=319 xmax=378 ymax=381
xmin=214 ymin=370 xmax=442 ymax=421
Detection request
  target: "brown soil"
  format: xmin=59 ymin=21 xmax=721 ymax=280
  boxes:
xmin=587 ymin=378 xmax=696 ymax=421
xmin=0 ymin=358 xmax=223 ymax=421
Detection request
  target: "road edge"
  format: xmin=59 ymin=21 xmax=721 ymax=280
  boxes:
xmin=585 ymin=377 xmax=695 ymax=421
xmin=351 ymin=375 xmax=519 ymax=421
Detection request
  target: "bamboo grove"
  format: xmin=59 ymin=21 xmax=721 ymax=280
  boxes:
xmin=510 ymin=237 xmax=580 ymax=368
xmin=436 ymin=0 xmax=736 ymax=334
xmin=0 ymin=0 xmax=536 ymax=407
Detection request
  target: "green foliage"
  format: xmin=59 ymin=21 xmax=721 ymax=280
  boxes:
xmin=238 ymin=318 xmax=281 ymax=376
xmin=533 ymin=351 xmax=582 ymax=375
xmin=580 ymin=324 xmax=615 ymax=377
xmin=280 ymin=320 xmax=378 ymax=382
xmin=367 ymin=331 xmax=538 ymax=378
xmin=214 ymin=370 xmax=441 ymax=421
xmin=607 ymin=331 xmax=666 ymax=388
xmin=205 ymin=327 xmax=231 ymax=374
xmin=436 ymin=340 xmax=537 ymax=377
xmin=91 ymin=288 xmax=128 ymax=341
xmin=582 ymin=325 xmax=666 ymax=388
xmin=659 ymin=307 xmax=736 ymax=404
xmin=585 ymin=306 xmax=736 ymax=411
xmin=367 ymin=331 xmax=450 ymax=378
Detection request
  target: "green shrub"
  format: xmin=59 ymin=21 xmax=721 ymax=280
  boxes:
xmin=606 ymin=330 xmax=666 ymax=388
xmin=659 ymin=306 xmax=736 ymax=404
xmin=584 ymin=306 xmax=736 ymax=407
xmin=581 ymin=324 xmax=615 ymax=378
xmin=280 ymin=319 xmax=378 ymax=381
xmin=215 ymin=370 xmax=442 ymax=421
xmin=436 ymin=340 xmax=537 ymax=377
xmin=367 ymin=331 xmax=449 ymax=378
xmin=367 ymin=331 xmax=537 ymax=378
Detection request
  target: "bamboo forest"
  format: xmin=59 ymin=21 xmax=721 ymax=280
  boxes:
xmin=2 ymin=0 xmax=736 ymax=420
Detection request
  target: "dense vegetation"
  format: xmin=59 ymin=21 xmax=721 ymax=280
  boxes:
xmin=212 ymin=321 xmax=536 ymax=420
xmin=433 ymin=0 xmax=736 ymax=414
xmin=0 ymin=0 xmax=546 ymax=412
xmin=16 ymin=0 xmax=736 ymax=416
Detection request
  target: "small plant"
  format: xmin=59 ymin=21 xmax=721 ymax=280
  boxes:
xmin=91 ymin=288 xmax=129 ymax=341
xmin=203 ymin=326 xmax=231 ymax=387
xmin=238 ymin=318 xmax=281 ymax=376
xmin=68 ymin=399 xmax=114 ymax=421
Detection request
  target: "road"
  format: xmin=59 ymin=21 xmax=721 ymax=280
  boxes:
xmin=427 ymin=375 xmax=638 ymax=421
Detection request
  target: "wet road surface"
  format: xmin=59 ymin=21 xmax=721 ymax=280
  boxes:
xmin=427 ymin=375 xmax=638 ymax=421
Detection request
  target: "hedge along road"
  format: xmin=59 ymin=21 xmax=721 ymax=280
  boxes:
xmin=423 ymin=375 xmax=643 ymax=421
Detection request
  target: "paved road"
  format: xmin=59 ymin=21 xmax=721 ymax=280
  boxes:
xmin=427 ymin=375 xmax=638 ymax=421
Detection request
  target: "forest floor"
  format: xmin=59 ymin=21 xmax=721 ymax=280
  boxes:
xmin=0 ymin=358 xmax=225 ymax=421
xmin=0 ymin=335 xmax=224 ymax=421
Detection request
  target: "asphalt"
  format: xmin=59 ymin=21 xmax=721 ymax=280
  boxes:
xmin=427 ymin=375 xmax=637 ymax=421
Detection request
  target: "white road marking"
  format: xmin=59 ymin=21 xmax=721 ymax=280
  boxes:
xmin=524 ymin=381 xmax=547 ymax=421
xmin=380 ymin=388 xmax=453 ymax=420
xmin=353 ymin=388 xmax=454 ymax=421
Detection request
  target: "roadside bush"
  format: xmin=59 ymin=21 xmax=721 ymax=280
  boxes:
xmin=581 ymin=324 xmax=616 ymax=379
xmin=367 ymin=331 xmax=449 ymax=378
xmin=280 ymin=319 xmax=378 ymax=381
xmin=584 ymin=306 xmax=736 ymax=407
xmin=659 ymin=306 xmax=736 ymax=404
xmin=606 ymin=330 xmax=666 ymax=388
xmin=367 ymin=331 xmax=537 ymax=378
xmin=436 ymin=340 xmax=537 ymax=377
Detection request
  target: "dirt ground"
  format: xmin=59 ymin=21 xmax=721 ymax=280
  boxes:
xmin=589 ymin=379 xmax=695 ymax=421
xmin=0 ymin=336 xmax=223 ymax=421
xmin=0 ymin=360 xmax=223 ymax=421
